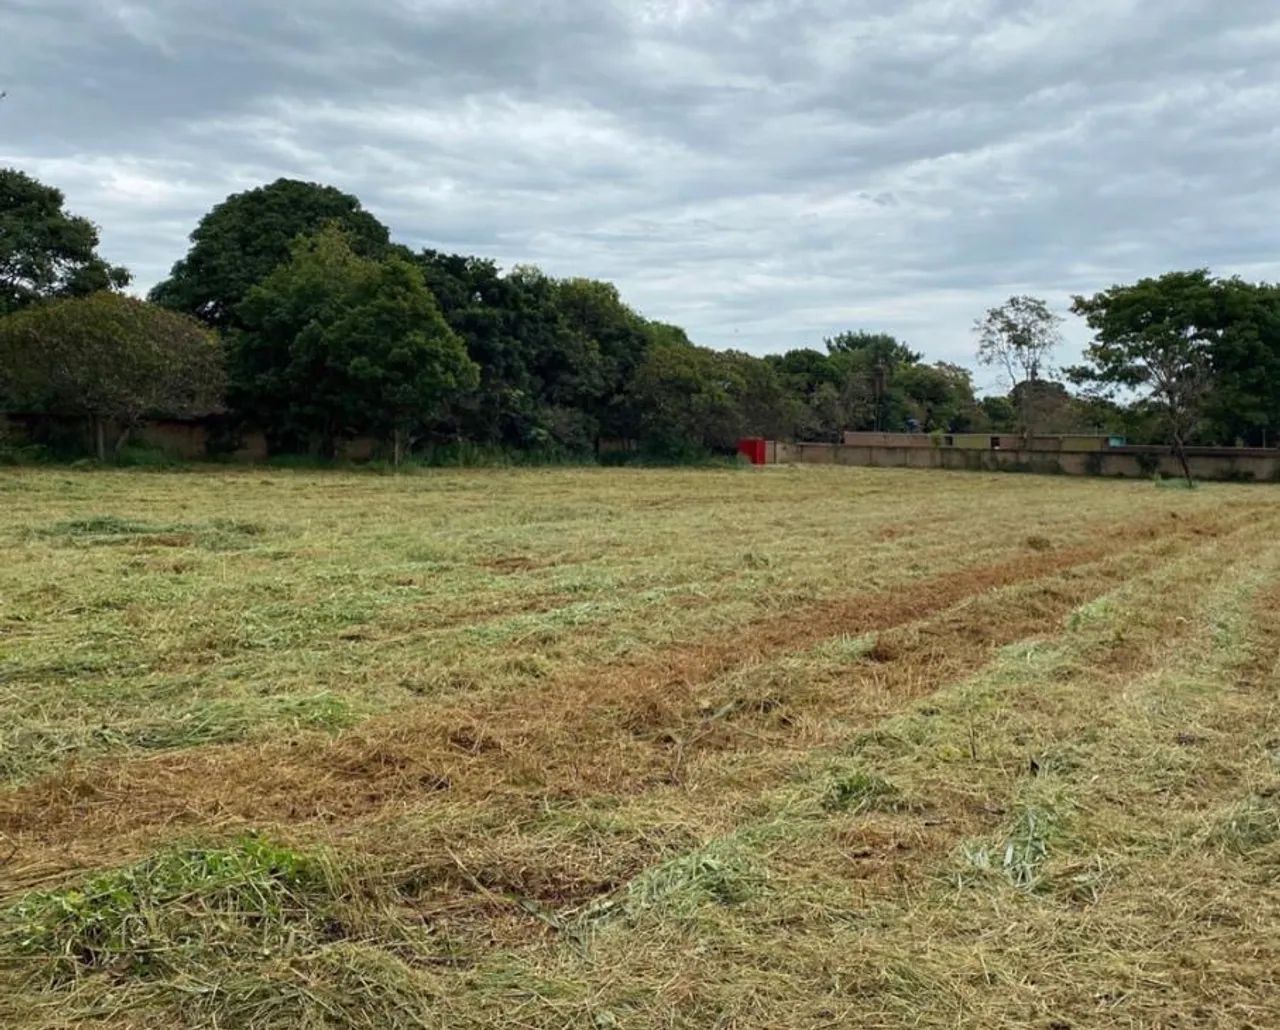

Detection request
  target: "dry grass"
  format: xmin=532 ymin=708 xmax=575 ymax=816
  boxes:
xmin=1 ymin=464 xmax=1278 ymax=1027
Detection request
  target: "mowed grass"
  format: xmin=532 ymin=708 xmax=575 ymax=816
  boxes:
xmin=1 ymin=464 xmax=1278 ymax=1028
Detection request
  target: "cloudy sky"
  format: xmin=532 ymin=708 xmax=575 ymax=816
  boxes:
xmin=4 ymin=0 xmax=1279 ymax=385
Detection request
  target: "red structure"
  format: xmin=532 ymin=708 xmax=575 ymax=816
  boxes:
xmin=737 ymin=437 xmax=768 ymax=465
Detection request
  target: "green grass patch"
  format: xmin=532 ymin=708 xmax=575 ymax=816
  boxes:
xmin=959 ymin=803 xmax=1065 ymax=890
xmin=3 ymin=837 xmax=340 ymax=981
xmin=38 ymin=515 xmax=266 ymax=550
xmin=582 ymin=838 xmax=765 ymax=926
xmin=821 ymin=770 xmax=905 ymax=814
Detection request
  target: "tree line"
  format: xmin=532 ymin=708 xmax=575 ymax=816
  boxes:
xmin=3 ymin=166 xmax=1280 ymax=464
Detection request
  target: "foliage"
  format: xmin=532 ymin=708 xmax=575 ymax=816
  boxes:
xmin=0 ymin=167 xmax=130 ymax=316
xmin=150 ymin=178 xmax=390 ymax=328
xmin=973 ymin=295 xmax=1062 ymax=386
xmin=979 ymin=394 xmax=1018 ymax=432
xmin=1069 ymin=270 xmax=1224 ymax=481
xmin=1199 ymin=278 xmax=1280 ymax=446
xmin=232 ymin=227 xmax=477 ymax=456
xmin=627 ymin=334 xmax=743 ymax=453
xmin=8 ymin=166 xmax=1280 ymax=464
xmin=974 ymin=295 xmax=1063 ymax=433
xmin=0 ymin=292 xmax=225 ymax=458
xmin=825 ymin=330 xmax=920 ymax=365
xmin=897 ymin=362 xmax=981 ymax=432
xmin=768 ymin=337 xmax=982 ymax=439
xmin=412 ymin=253 xmax=651 ymax=453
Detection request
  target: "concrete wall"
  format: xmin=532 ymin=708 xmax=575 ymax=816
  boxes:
xmin=789 ymin=441 xmax=1280 ymax=481
xmin=841 ymin=431 xmax=935 ymax=448
xmin=774 ymin=440 xmax=802 ymax=464
xmin=841 ymin=431 xmax=1119 ymax=453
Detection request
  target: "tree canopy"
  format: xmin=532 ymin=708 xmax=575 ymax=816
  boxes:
xmin=1069 ymin=270 xmax=1225 ymax=481
xmin=0 ymin=292 xmax=224 ymax=458
xmin=150 ymin=178 xmax=390 ymax=328
xmin=231 ymin=227 xmax=476 ymax=457
xmin=0 ymin=168 xmax=130 ymax=316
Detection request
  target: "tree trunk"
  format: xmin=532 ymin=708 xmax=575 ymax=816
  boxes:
xmin=113 ymin=426 xmax=131 ymax=456
xmin=393 ymin=427 xmax=403 ymax=468
xmin=1172 ymin=432 xmax=1194 ymax=486
xmin=93 ymin=417 xmax=106 ymax=462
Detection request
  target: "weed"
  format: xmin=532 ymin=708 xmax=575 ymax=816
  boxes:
xmin=821 ymin=770 xmax=904 ymax=813
xmin=960 ymin=804 xmax=1061 ymax=889
xmin=583 ymin=838 xmax=764 ymax=925
xmin=2 ymin=837 xmax=339 ymax=980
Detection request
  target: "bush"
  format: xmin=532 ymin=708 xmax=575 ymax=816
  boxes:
xmin=113 ymin=442 xmax=184 ymax=469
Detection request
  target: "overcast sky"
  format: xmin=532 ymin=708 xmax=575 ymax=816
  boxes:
xmin=4 ymin=0 xmax=1278 ymax=386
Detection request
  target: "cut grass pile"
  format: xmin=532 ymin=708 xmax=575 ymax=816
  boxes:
xmin=2 ymin=464 xmax=1278 ymax=1027
xmin=5 ymin=836 xmax=341 ymax=981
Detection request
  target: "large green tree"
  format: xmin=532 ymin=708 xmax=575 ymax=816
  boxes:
xmin=151 ymin=179 xmax=390 ymax=328
xmin=232 ymin=228 xmax=476 ymax=458
xmin=897 ymin=362 xmax=982 ymax=432
xmin=0 ymin=168 xmax=130 ymax=316
xmin=1069 ymin=270 xmax=1225 ymax=483
xmin=414 ymin=254 xmax=602 ymax=451
xmin=766 ymin=348 xmax=844 ymax=440
xmin=626 ymin=334 xmax=741 ymax=455
xmin=825 ymin=331 xmax=921 ymax=433
xmin=412 ymin=253 xmax=655 ymax=453
xmin=0 ymin=293 xmax=224 ymax=458
xmin=1199 ymin=278 xmax=1280 ymax=446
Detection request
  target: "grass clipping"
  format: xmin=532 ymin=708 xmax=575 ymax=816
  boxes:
xmin=1 ymin=836 xmax=454 ymax=1027
xmin=3 ymin=836 xmax=345 ymax=982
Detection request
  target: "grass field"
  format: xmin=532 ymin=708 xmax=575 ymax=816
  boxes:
xmin=2 ymin=464 xmax=1278 ymax=1028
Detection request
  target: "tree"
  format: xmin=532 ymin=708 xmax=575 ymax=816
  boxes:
xmin=824 ymin=331 xmax=920 ymax=432
xmin=416 ymin=256 xmax=593 ymax=451
xmin=1069 ymin=271 xmax=1224 ymax=484
xmin=151 ymin=179 xmax=390 ymax=328
xmin=896 ymin=362 xmax=982 ymax=431
xmin=0 ymin=168 xmax=130 ymax=316
xmin=325 ymin=258 xmax=480 ymax=465
xmin=766 ymin=348 xmax=843 ymax=440
xmin=974 ymin=296 xmax=1062 ymax=434
xmin=232 ymin=227 xmax=477 ymax=459
xmin=719 ymin=349 xmax=799 ymax=440
xmin=552 ymin=276 xmax=653 ymax=439
xmin=1198 ymin=278 xmax=1280 ymax=446
xmin=824 ymin=330 xmax=920 ymax=365
xmin=414 ymin=250 xmax=543 ymax=447
xmin=626 ymin=336 xmax=740 ymax=455
xmin=0 ymin=293 xmax=224 ymax=458
xmin=980 ymin=395 xmax=1018 ymax=432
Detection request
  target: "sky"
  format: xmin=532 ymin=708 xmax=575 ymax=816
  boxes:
xmin=4 ymin=0 xmax=1279 ymax=389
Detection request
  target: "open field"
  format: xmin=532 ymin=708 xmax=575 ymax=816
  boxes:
xmin=2 ymin=464 xmax=1279 ymax=1028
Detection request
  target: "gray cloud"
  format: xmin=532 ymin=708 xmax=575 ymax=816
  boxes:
xmin=4 ymin=0 xmax=1279 ymax=388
